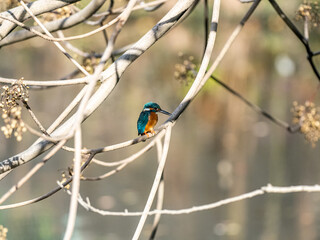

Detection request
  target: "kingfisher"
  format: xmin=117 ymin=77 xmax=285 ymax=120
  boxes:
xmin=137 ymin=102 xmax=171 ymax=136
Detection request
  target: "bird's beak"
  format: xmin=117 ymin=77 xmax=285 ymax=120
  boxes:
xmin=159 ymin=109 xmax=171 ymax=116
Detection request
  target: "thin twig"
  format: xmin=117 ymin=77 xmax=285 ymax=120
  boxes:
xmin=149 ymin=138 xmax=165 ymax=240
xmin=268 ymin=0 xmax=320 ymax=81
xmin=0 ymin=153 xmax=95 ymax=210
xmin=0 ymin=0 xmax=105 ymax=47
xmin=17 ymin=0 xmax=90 ymax=76
xmin=82 ymin=132 xmax=165 ymax=180
xmin=62 ymin=126 xmax=167 ymax=154
xmin=86 ymin=0 xmax=167 ymax=25
xmin=100 ymin=22 xmax=115 ymax=62
xmin=210 ymin=75 xmax=299 ymax=132
xmin=22 ymin=100 xmax=49 ymax=136
xmin=0 ymin=171 xmax=11 ymax=181
xmin=0 ymin=140 xmax=66 ymax=205
xmin=69 ymin=0 xmax=139 ymax=143
xmin=0 ymin=0 xmax=79 ymax=39
xmin=63 ymin=127 xmax=82 ymax=240
xmin=0 ymin=77 xmax=88 ymax=88
xmin=304 ymin=15 xmax=309 ymax=40
xmin=57 ymin=31 xmax=97 ymax=58
xmin=0 ymin=4 xmax=122 ymax=43
xmin=132 ymin=124 xmax=172 ymax=240
xmin=0 ymin=0 xmax=166 ymax=46
xmin=166 ymin=0 xmax=260 ymax=123
xmin=46 ymin=87 xmax=87 ymax=134
xmin=24 ymin=123 xmax=59 ymax=143
xmin=74 ymin=184 xmax=320 ymax=217
xmin=0 ymin=0 xmax=198 ymax=174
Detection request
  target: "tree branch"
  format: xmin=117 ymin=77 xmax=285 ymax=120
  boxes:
xmin=268 ymin=0 xmax=320 ymax=81
xmin=0 ymin=0 xmax=106 ymax=47
xmin=71 ymin=184 xmax=320 ymax=216
xmin=132 ymin=125 xmax=172 ymax=240
xmin=0 ymin=0 xmax=199 ymax=174
xmin=0 ymin=0 xmax=79 ymax=40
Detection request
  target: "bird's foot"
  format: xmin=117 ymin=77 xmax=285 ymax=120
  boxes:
xmin=146 ymin=130 xmax=156 ymax=137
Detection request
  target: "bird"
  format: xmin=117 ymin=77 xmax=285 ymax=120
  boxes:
xmin=137 ymin=102 xmax=171 ymax=136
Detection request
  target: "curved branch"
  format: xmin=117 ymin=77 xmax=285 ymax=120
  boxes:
xmin=0 ymin=0 xmax=106 ymax=47
xmin=267 ymin=0 xmax=320 ymax=81
xmin=73 ymin=184 xmax=320 ymax=216
xmin=132 ymin=125 xmax=172 ymax=240
xmin=0 ymin=153 xmax=94 ymax=210
xmin=210 ymin=75 xmax=299 ymax=132
xmin=0 ymin=0 xmax=199 ymax=174
xmin=0 ymin=140 xmax=66 ymax=205
xmin=0 ymin=0 xmax=79 ymax=40
xmin=149 ymin=139 xmax=165 ymax=240
xmin=0 ymin=76 xmax=88 ymax=88
xmin=166 ymin=0 xmax=260 ymax=124
xmin=18 ymin=0 xmax=90 ymax=76
xmin=86 ymin=0 xmax=167 ymax=25
xmin=83 ymin=131 xmax=165 ymax=180
xmin=167 ymin=0 xmax=222 ymax=122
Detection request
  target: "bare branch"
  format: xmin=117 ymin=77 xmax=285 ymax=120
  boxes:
xmin=22 ymin=100 xmax=49 ymax=136
xmin=0 ymin=0 xmax=79 ymax=40
xmin=149 ymin=139 xmax=165 ymax=240
xmin=0 ymin=0 xmax=199 ymax=174
xmin=167 ymin=0 xmax=260 ymax=123
xmin=210 ymin=75 xmax=299 ymax=132
xmin=0 ymin=76 xmax=88 ymax=88
xmin=0 ymin=0 xmax=167 ymax=45
xmin=0 ymin=153 xmax=94 ymax=210
xmin=86 ymin=0 xmax=168 ymax=25
xmin=0 ymin=0 xmax=106 ymax=47
xmin=132 ymin=124 xmax=172 ymax=240
xmin=69 ymin=0 xmax=140 ymax=140
xmin=167 ymin=0 xmax=223 ymax=122
xmin=73 ymin=184 xmax=320 ymax=217
xmin=17 ymin=0 xmax=90 ymax=76
xmin=0 ymin=9 xmax=117 ymax=43
xmin=268 ymin=0 xmax=320 ymax=81
xmin=83 ymin=131 xmax=166 ymax=181
xmin=63 ymin=127 xmax=82 ymax=240
xmin=0 ymin=140 xmax=66 ymax=205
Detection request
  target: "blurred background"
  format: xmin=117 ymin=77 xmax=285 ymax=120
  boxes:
xmin=1 ymin=0 xmax=320 ymax=239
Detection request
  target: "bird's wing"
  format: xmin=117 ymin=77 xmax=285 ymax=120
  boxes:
xmin=137 ymin=111 xmax=149 ymax=135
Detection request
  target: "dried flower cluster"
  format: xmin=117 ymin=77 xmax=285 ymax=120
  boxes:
xmin=292 ymin=101 xmax=320 ymax=146
xmin=0 ymin=0 xmax=18 ymax=11
xmin=60 ymin=171 xmax=71 ymax=190
xmin=61 ymin=154 xmax=89 ymax=187
xmin=174 ymin=53 xmax=197 ymax=86
xmin=296 ymin=1 xmax=320 ymax=27
xmin=0 ymin=225 xmax=8 ymax=240
xmin=0 ymin=79 xmax=29 ymax=141
xmin=82 ymin=56 xmax=102 ymax=74
xmin=39 ymin=6 xmax=73 ymax=23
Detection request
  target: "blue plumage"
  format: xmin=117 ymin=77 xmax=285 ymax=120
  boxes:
xmin=137 ymin=111 xmax=149 ymax=135
xmin=137 ymin=102 xmax=171 ymax=136
xmin=143 ymin=102 xmax=161 ymax=111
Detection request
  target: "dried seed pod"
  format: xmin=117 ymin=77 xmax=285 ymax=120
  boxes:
xmin=291 ymin=101 xmax=320 ymax=146
xmin=174 ymin=53 xmax=197 ymax=86
xmin=0 ymin=78 xmax=29 ymax=141
xmin=296 ymin=1 xmax=320 ymax=28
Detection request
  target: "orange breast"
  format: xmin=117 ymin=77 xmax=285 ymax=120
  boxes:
xmin=144 ymin=112 xmax=158 ymax=133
